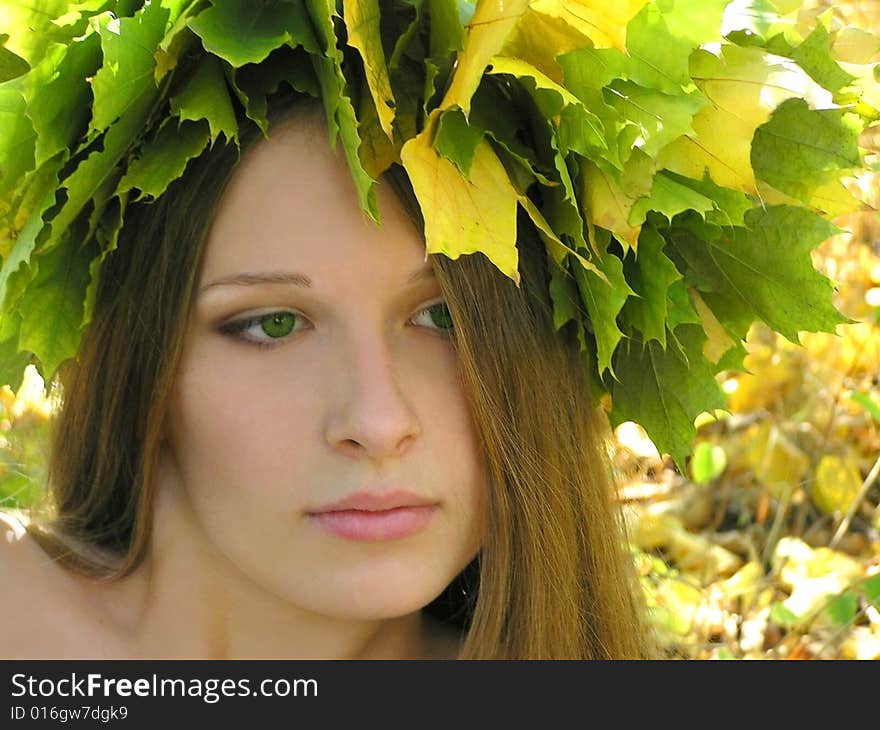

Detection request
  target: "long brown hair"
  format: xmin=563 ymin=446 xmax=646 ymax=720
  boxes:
xmin=25 ymin=92 xmax=654 ymax=658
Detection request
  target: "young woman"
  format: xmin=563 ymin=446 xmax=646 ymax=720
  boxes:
xmin=0 ymin=94 xmax=652 ymax=660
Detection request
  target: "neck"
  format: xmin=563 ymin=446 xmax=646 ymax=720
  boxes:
xmin=93 ymin=465 xmax=454 ymax=660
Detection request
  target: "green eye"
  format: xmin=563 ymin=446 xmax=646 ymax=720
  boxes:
xmin=261 ymin=312 xmax=297 ymax=338
xmin=426 ymin=303 xmax=453 ymax=330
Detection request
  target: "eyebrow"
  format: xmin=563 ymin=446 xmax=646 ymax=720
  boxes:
xmin=199 ymin=262 xmax=435 ymax=293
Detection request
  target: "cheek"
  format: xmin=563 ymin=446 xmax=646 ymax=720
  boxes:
xmin=166 ymin=351 xmax=317 ymax=500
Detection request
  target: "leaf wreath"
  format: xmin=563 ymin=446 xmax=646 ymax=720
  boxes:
xmin=0 ymin=0 xmax=877 ymax=468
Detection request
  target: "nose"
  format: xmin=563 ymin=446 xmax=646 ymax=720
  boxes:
xmin=324 ymin=333 xmax=421 ymax=461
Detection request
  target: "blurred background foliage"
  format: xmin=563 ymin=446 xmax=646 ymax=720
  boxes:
xmin=614 ymin=0 xmax=880 ymax=659
xmin=1 ymin=0 xmax=879 ymax=659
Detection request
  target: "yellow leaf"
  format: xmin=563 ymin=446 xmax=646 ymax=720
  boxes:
xmin=812 ymin=454 xmax=863 ymax=515
xmin=524 ymin=0 xmax=648 ymax=52
xmin=501 ymin=6 xmax=593 ymax=82
xmin=772 ymin=537 xmax=863 ymax=620
xmin=635 ymin=512 xmax=743 ymax=579
xmin=578 ymin=159 xmax=642 ymax=251
xmin=441 ymin=0 xmax=530 ymax=117
xmin=400 ymin=110 xmax=520 ymax=283
xmin=840 ymin=60 xmax=880 ymax=117
xmin=755 ymin=177 xmax=863 ymax=218
xmin=657 ymin=46 xmax=831 ymax=194
xmin=832 ymin=27 xmax=880 ymax=64
xmin=742 ymin=421 xmax=809 ymax=498
xmin=719 ymin=561 xmax=764 ymax=601
xmin=343 ymin=0 xmax=395 ymax=139
xmin=357 ymin=84 xmax=399 ymax=179
xmin=690 ymin=289 xmax=737 ymax=364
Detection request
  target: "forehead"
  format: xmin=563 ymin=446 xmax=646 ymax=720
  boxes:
xmin=198 ymin=110 xmax=426 ymax=286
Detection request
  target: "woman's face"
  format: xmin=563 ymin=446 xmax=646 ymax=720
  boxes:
xmin=164 ymin=111 xmax=487 ymax=620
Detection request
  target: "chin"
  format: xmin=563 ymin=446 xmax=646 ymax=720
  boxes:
xmin=298 ymin=569 xmax=461 ymax=622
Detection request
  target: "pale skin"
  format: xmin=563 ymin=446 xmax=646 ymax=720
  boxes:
xmin=0 ymin=106 xmax=488 ymax=659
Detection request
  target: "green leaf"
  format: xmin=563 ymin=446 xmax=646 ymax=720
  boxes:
xmin=605 ymin=80 xmax=705 ymax=158
xmin=82 ymin=191 xmax=127 ymax=330
xmin=573 ymin=248 xmax=632 ymax=377
xmin=485 ymin=56 xmax=605 ymax=156
xmin=154 ymin=0 xmax=205 ymax=83
xmin=17 ymin=226 xmax=96 ymax=383
xmin=0 ymin=187 xmax=55 ymax=311
xmin=422 ymin=0 xmax=463 ymax=109
xmin=666 ymin=279 xmax=701 ymax=331
xmin=663 ymin=206 xmax=847 ymax=344
xmin=45 ymin=87 xmax=157 ymax=254
xmin=170 ymin=55 xmax=238 ymax=144
xmin=690 ymin=441 xmax=728 ymax=484
xmin=751 ymin=97 xmax=863 ymax=206
xmin=435 ymin=108 xmax=483 ymax=175
xmin=824 ymin=591 xmax=858 ymax=627
xmin=558 ymin=47 xmax=629 ymax=165
xmin=187 ymin=0 xmax=319 ymax=67
xmin=609 ymin=324 xmax=727 ymax=470
xmin=622 ymin=225 xmax=682 ymax=347
xmin=0 ymin=311 xmax=30 ymax=391
xmin=308 ymin=0 xmax=378 ymax=222
xmin=548 ymin=256 xmax=582 ymax=332
xmin=26 ymin=32 xmax=102 ymax=168
xmin=661 ymin=171 xmax=754 ymax=228
xmin=0 ymin=44 xmax=29 ymax=83
xmin=0 ymin=0 xmax=69 ymax=68
xmin=89 ymin=2 xmax=170 ymax=133
xmin=558 ymin=46 xmax=629 ymax=93
xmin=626 ymin=0 xmax=729 ymax=94
xmin=850 ymin=391 xmax=880 ymax=423
xmin=230 ymin=44 xmax=320 ymax=136
xmin=629 ymin=171 xmax=715 ymax=227
xmin=118 ymin=119 xmax=211 ymax=201
xmin=0 ymin=86 xmax=35 ymax=197
xmin=769 ymin=602 xmax=801 ymax=628
xmin=790 ymin=19 xmax=857 ymax=95
xmin=863 ymin=574 xmax=880 ymax=609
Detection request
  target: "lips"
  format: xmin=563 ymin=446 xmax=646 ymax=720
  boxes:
xmin=308 ymin=489 xmax=439 ymax=541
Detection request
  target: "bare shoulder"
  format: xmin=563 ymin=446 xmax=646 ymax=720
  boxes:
xmin=0 ymin=510 xmax=96 ymax=657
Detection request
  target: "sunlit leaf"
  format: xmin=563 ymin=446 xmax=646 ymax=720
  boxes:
xmin=626 ymin=0 xmax=728 ymax=94
xmin=752 ymin=98 xmax=862 ymax=209
xmin=812 ymin=454 xmax=863 ymax=515
xmin=690 ymin=441 xmax=728 ymax=485
xmin=343 ymin=0 xmax=395 ymax=139
xmin=187 ymin=0 xmax=319 ymax=67
xmin=657 ymin=45 xmax=831 ymax=193
xmin=89 ymin=2 xmax=170 ymax=134
xmin=440 ymin=0 xmax=530 ymax=116
xmin=401 ymin=110 xmax=520 ymax=283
